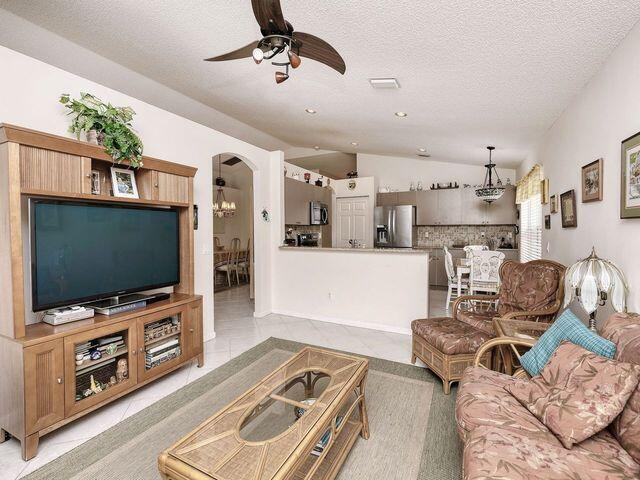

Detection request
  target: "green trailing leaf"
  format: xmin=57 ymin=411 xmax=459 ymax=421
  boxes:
xmin=59 ymin=92 xmax=144 ymax=168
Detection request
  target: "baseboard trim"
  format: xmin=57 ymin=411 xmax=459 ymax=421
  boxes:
xmin=272 ymin=309 xmax=412 ymax=336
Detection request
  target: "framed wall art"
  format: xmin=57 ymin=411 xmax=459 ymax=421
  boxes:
xmin=550 ymin=194 xmax=558 ymax=213
xmin=582 ymin=158 xmax=603 ymax=202
xmin=541 ymin=178 xmax=550 ymax=204
xmin=544 ymin=215 xmax=551 ymax=230
xmin=621 ymin=131 xmax=640 ymax=218
xmin=560 ymin=189 xmax=577 ymax=228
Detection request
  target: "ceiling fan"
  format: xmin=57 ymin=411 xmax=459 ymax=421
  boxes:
xmin=205 ymin=0 xmax=346 ymax=84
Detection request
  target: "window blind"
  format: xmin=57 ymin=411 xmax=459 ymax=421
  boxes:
xmin=520 ymin=193 xmax=542 ymax=262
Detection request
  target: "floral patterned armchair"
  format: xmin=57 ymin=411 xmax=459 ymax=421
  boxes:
xmin=455 ymin=313 xmax=640 ymax=480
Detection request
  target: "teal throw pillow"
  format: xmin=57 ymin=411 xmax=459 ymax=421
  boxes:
xmin=520 ymin=308 xmax=616 ymax=376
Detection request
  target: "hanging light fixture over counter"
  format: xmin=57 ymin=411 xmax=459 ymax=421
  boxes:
xmin=213 ymin=154 xmax=236 ymax=218
xmin=475 ymin=146 xmax=506 ymax=203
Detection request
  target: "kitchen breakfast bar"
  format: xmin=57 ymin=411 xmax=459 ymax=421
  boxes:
xmin=272 ymin=246 xmax=430 ymax=335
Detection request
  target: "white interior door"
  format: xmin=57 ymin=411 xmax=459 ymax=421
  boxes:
xmin=336 ymin=197 xmax=369 ymax=248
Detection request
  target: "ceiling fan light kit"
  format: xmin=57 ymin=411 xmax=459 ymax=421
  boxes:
xmin=205 ymin=0 xmax=346 ymax=84
xmin=475 ymin=146 xmax=506 ymax=203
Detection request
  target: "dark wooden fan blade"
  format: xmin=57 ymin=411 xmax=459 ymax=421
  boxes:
xmin=251 ymin=0 xmax=288 ymax=34
xmin=204 ymin=41 xmax=261 ymax=62
xmin=292 ymin=32 xmax=346 ymax=74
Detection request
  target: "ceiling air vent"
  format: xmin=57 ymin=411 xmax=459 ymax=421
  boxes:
xmin=369 ymin=78 xmax=400 ymax=89
xmin=417 ymin=153 xmax=431 ymax=158
xmin=223 ymin=156 xmax=243 ymax=166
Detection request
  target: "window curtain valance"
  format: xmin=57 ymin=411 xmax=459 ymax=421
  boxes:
xmin=516 ymin=164 xmax=542 ymax=204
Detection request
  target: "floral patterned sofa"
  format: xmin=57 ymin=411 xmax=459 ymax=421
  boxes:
xmin=455 ymin=313 xmax=640 ymax=480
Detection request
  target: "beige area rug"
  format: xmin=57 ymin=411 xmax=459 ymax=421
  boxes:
xmin=24 ymin=338 xmax=461 ymax=480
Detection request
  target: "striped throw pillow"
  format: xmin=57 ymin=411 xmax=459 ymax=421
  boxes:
xmin=520 ymin=308 xmax=616 ymax=376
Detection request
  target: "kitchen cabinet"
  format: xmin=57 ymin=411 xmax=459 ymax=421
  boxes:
xmin=397 ymin=191 xmax=417 ymax=206
xmin=461 ymin=188 xmax=487 ymax=224
xmin=376 ymin=192 xmax=398 ymax=206
xmin=485 ymin=186 xmax=517 ymax=224
xmin=416 ymin=191 xmax=439 ymax=225
xmin=19 ymin=146 xmax=92 ymax=195
xmin=284 ymin=178 xmax=331 ymax=225
xmin=285 ymin=178 xmax=310 ymax=225
xmin=437 ymin=189 xmax=463 ymax=225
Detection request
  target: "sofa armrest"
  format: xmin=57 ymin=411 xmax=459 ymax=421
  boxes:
xmin=453 ymin=294 xmax=499 ymax=320
xmin=472 ymin=337 xmax=536 ymax=371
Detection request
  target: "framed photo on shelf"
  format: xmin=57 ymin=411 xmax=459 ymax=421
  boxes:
xmin=110 ymin=167 xmax=139 ymax=199
xmin=90 ymin=170 xmax=101 ymax=195
xmin=621 ymin=131 xmax=640 ymax=218
xmin=560 ymin=190 xmax=577 ymax=228
xmin=550 ymin=194 xmax=558 ymax=213
xmin=582 ymin=158 xmax=603 ymax=202
xmin=544 ymin=215 xmax=551 ymax=230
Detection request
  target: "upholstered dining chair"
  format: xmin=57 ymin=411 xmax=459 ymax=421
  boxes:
xmin=469 ymin=250 xmax=505 ymax=295
xmin=463 ymin=245 xmax=488 ymax=259
xmin=215 ymin=237 xmax=241 ymax=287
xmin=444 ymin=246 xmax=469 ymax=310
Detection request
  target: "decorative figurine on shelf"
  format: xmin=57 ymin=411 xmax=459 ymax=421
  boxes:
xmin=105 ymin=344 xmax=118 ymax=355
xmin=315 ymin=176 xmax=323 ymax=187
xmin=417 ymin=181 xmax=424 ymax=191
xmin=116 ymin=358 xmax=128 ymax=382
xmin=83 ymin=389 xmax=93 ymax=398
xmin=304 ymin=172 xmax=311 ymax=183
xmin=90 ymin=350 xmax=102 ymax=361
xmin=409 ymin=182 xmax=416 ymax=191
xmin=75 ymin=353 xmax=84 ymax=366
xmin=90 ymin=375 xmax=103 ymax=394
xmin=109 ymin=376 xmax=117 ymax=386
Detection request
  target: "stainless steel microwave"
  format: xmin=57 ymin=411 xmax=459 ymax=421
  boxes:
xmin=310 ymin=201 xmax=329 ymax=225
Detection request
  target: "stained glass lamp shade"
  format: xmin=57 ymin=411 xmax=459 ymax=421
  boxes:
xmin=564 ymin=248 xmax=628 ymax=330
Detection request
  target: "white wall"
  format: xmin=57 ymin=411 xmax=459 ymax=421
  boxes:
xmin=358 ymin=153 xmax=516 ymax=192
xmin=0 ymin=46 xmax=277 ymax=340
xmin=272 ymin=249 xmax=429 ymax=335
xmin=524 ymin=21 xmax=640 ymax=315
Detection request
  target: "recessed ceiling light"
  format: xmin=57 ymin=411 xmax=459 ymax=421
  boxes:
xmin=369 ymin=78 xmax=400 ymax=89
xmin=314 ymin=146 xmax=320 ymax=150
xmin=418 ymin=147 xmax=427 ymax=152
xmin=351 ymin=142 xmax=359 ymax=146
xmin=305 ymin=108 xmax=317 ymax=114
xmin=395 ymin=111 xmax=408 ymax=117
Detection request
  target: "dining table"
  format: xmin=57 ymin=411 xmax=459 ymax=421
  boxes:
xmin=214 ymin=248 xmax=248 ymax=267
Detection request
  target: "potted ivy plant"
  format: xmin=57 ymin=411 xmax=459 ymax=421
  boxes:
xmin=59 ymin=92 xmax=144 ymax=168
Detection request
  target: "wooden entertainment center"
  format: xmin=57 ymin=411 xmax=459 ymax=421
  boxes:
xmin=0 ymin=124 xmax=204 ymax=460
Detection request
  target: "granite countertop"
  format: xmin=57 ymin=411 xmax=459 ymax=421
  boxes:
xmin=279 ymin=246 xmax=429 ymax=254
xmin=415 ymin=246 xmax=519 ymax=251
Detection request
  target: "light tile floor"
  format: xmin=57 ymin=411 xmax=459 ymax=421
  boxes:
xmin=0 ymin=286 xmax=448 ymax=478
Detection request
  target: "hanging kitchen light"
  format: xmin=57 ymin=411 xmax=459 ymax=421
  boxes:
xmin=475 ymin=146 xmax=506 ymax=203
xmin=213 ymin=155 xmax=236 ymax=218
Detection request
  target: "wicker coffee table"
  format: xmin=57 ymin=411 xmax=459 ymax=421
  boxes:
xmin=158 ymin=347 xmax=370 ymax=480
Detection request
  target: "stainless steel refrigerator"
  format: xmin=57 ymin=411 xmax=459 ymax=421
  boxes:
xmin=374 ymin=205 xmax=415 ymax=248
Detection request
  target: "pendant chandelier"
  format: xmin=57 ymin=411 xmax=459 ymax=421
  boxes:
xmin=213 ymin=155 xmax=236 ymax=218
xmin=475 ymin=146 xmax=506 ymax=203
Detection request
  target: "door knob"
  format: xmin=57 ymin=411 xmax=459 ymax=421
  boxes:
xmin=189 ymin=328 xmax=194 ymax=333
xmin=57 ymin=377 xmax=63 ymax=384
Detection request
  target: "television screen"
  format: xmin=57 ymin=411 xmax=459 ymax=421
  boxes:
xmin=31 ymin=200 xmax=180 ymax=311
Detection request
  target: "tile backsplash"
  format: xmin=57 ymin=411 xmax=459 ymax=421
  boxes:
xmin=414 ymin=225 xmax=517 ymax=249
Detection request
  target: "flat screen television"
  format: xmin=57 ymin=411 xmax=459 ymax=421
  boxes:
xmin=30 ymin=200 xmax=180 ymax=311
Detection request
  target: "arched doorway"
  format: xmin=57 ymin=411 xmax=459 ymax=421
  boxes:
xmin=212 ymin=153 xmax=257 ymax=320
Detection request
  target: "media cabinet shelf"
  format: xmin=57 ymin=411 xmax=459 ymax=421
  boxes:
xmin=21 ymin=188 xmax=190 ymax=208
xmin=75 ymin=345 xmax=128 ymax=373
xmin=0 ymin=124 xmax=202 ymax=461
xmin=19 ymin=294 xmax=198 ymax=347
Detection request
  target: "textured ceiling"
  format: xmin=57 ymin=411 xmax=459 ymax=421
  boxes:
xmin=2 ymin=0 xmax=640 ymax=167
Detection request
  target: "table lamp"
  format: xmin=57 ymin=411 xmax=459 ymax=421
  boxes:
xmin=564 ymin=248 xmax=628 ymax=331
